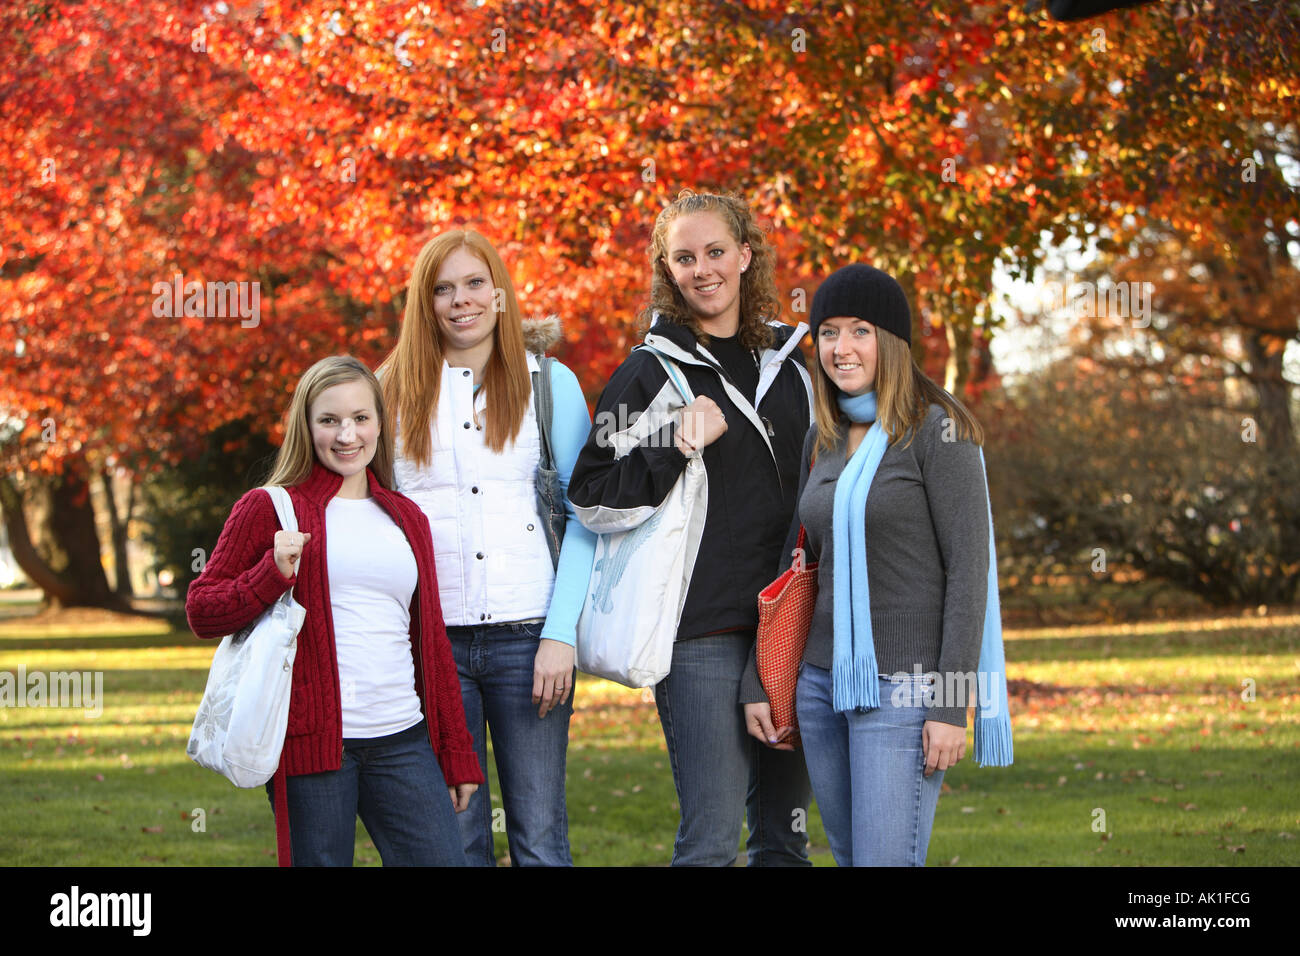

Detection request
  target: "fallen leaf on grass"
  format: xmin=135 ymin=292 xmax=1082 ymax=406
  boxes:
xmin=141 ymin=826 xmax=163 ymax=834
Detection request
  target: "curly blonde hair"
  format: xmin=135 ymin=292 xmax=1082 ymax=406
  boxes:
xmin=638 ymin=190 xmax=779 ymax=350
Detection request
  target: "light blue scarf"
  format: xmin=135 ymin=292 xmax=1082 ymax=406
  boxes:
xmin=831 ymin=391 xmax=1013 ymax=767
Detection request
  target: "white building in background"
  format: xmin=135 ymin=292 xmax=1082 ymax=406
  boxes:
xmin=0 ymin=521 xmax=25 ymax=588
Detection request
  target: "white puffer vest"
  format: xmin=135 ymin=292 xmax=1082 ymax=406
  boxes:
xmin=393 ymin=352 xmax=555 ymax=627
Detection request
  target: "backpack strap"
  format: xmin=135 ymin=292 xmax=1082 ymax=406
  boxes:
xmin=532 ymin=355 xmax=556 ymax=473
xmin=530 ymin=356 xmax=565 ymax=572
xmin=263 ymin=485 xmax=298 ymax=534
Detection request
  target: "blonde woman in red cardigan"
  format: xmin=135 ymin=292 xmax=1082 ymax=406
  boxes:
xmin=186 ymin=355 xmax=483 ymax=866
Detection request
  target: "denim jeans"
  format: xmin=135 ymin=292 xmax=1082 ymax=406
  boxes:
xmin=446 ymin=621 xmax=573 ymax=866
xmin=796 ymin=663 xmax=946 ymax=866
xmin=267 ymin=718 xmax=468 ymax=866
xmin=653 ymin=632 xmax=813 ymax=866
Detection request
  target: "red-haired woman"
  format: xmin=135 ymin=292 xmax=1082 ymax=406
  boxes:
xmin=380 ymin=230 xmax=596 ymax=866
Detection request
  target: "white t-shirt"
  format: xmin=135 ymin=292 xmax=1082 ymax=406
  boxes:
xmin=325 ymin=495 xmax=423 ymax=739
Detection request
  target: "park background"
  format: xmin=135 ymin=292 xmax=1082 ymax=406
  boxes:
xmin=1 ymin=0 xmax=1296 ymax=865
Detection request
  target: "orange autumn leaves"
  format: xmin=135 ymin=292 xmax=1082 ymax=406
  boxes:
xmin=3 ymin=0 xmax=1295 ymax=477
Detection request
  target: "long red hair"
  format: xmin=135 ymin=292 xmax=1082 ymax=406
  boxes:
xmin=378 ymin=230 xmax=531 ymax=463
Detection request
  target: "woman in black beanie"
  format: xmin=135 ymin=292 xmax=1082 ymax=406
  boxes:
xmin=742 ymin=263 xmax=1013 ymax=865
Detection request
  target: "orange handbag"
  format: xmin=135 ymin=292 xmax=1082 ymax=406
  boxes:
xmin=756 ymin=524 xmax=817 ymax=747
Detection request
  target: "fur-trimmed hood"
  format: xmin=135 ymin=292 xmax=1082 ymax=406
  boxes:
xmin=521 ymin=314 xmax=562 ymax=355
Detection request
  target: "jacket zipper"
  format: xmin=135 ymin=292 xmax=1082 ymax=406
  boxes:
xmin=648 ymin=337 xmax=786 ymax=492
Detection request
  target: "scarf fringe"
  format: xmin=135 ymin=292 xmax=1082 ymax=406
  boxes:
xmin=974 ymin=711 xmax=1014 ymax=767
xmin=832 ymin=652 xmax=880 ymax=712
xmin=830 ymin=435 xmax=1015 ymax=769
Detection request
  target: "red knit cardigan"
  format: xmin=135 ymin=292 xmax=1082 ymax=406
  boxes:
xmin=185 ymin=461 xmax=484 ymax=865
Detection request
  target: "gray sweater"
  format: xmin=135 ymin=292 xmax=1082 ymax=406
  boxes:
xmin=741 ymin=404 xmax=990 ymax=727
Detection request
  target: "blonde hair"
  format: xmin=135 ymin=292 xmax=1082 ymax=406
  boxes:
xmin=265 ymin=355 xmax=394 ymax=490
xmin=378 ymin=230 xmax=531 ymax=463
xmin=812 ymin=326 xmax=984 ymax=457
xmin=638 ymin=189 xmax=778 ymax=351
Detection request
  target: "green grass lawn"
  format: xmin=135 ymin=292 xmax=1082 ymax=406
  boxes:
xmin=0 ymin=610 xmax=1296 ymax=866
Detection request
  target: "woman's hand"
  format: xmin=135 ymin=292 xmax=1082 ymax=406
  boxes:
xmin=744 ymin=702 xmax=795 ymax=751
xmin=676 ymin=396 xmax=727 ymax=454
xmin=273 ymin=530 xmax=312 ymax=579
xmin=448 ymin=782 xmax=478 ymax=813
xmin=922 ymin=720 xmax=966 ymax=776
xmin=532 ymin=638 xmax=575 ymax=718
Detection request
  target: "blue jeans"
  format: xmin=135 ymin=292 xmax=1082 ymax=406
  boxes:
xmin=446 ymin=621 xmax=573 ymax=866
xmin=654 ymin=632 xmax=813 ymax=866
xmin=267 ymin=719 xmax=468 ymax=866
xmin=796 ymin=664 xmax=946 ymax=866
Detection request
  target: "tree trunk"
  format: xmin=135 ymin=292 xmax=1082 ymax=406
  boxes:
xmin=0 ymin=474 xmax=76 ymax=606
xmin=100 ymin=467 xmax=135 ymax=598
xmin=945 ymin=317 xmax=972 ymax=398
xmin=0 ymin=461 xmax=133 ymax=611
xmin=1243 ymin=329 xmax=1298 ymax=459
xmin=47 ymin=463 xmax=125 ymax=609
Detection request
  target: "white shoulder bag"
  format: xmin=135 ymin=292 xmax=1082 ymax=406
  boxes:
xmin=187 ymin=485 xmax=305 ymax=788
xmin=576 ymin=353 xmax=708 ymax=687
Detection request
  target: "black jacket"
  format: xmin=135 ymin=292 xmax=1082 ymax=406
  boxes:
xmin=569 ymin=318 xmax=813 ymax=640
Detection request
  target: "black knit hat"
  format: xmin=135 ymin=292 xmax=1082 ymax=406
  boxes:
xmin=809 ymin=264 xmax=912 ymax=345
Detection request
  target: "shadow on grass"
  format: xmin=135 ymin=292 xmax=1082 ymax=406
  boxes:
xmin=1006 ymin=620 xmax=1299 ymax=663
xmin=0 ymin=633 xmax=199 ymax=651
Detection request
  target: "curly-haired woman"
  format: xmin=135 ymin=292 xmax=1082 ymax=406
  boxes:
xmin=570 ymin=191 xmax=815 ymax=866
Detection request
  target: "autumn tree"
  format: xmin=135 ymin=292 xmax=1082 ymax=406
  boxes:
xmin=2 ymin=0 xmax=1295 ymax=608
xmin=0 ymin=1 xmax=334 ymax=607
